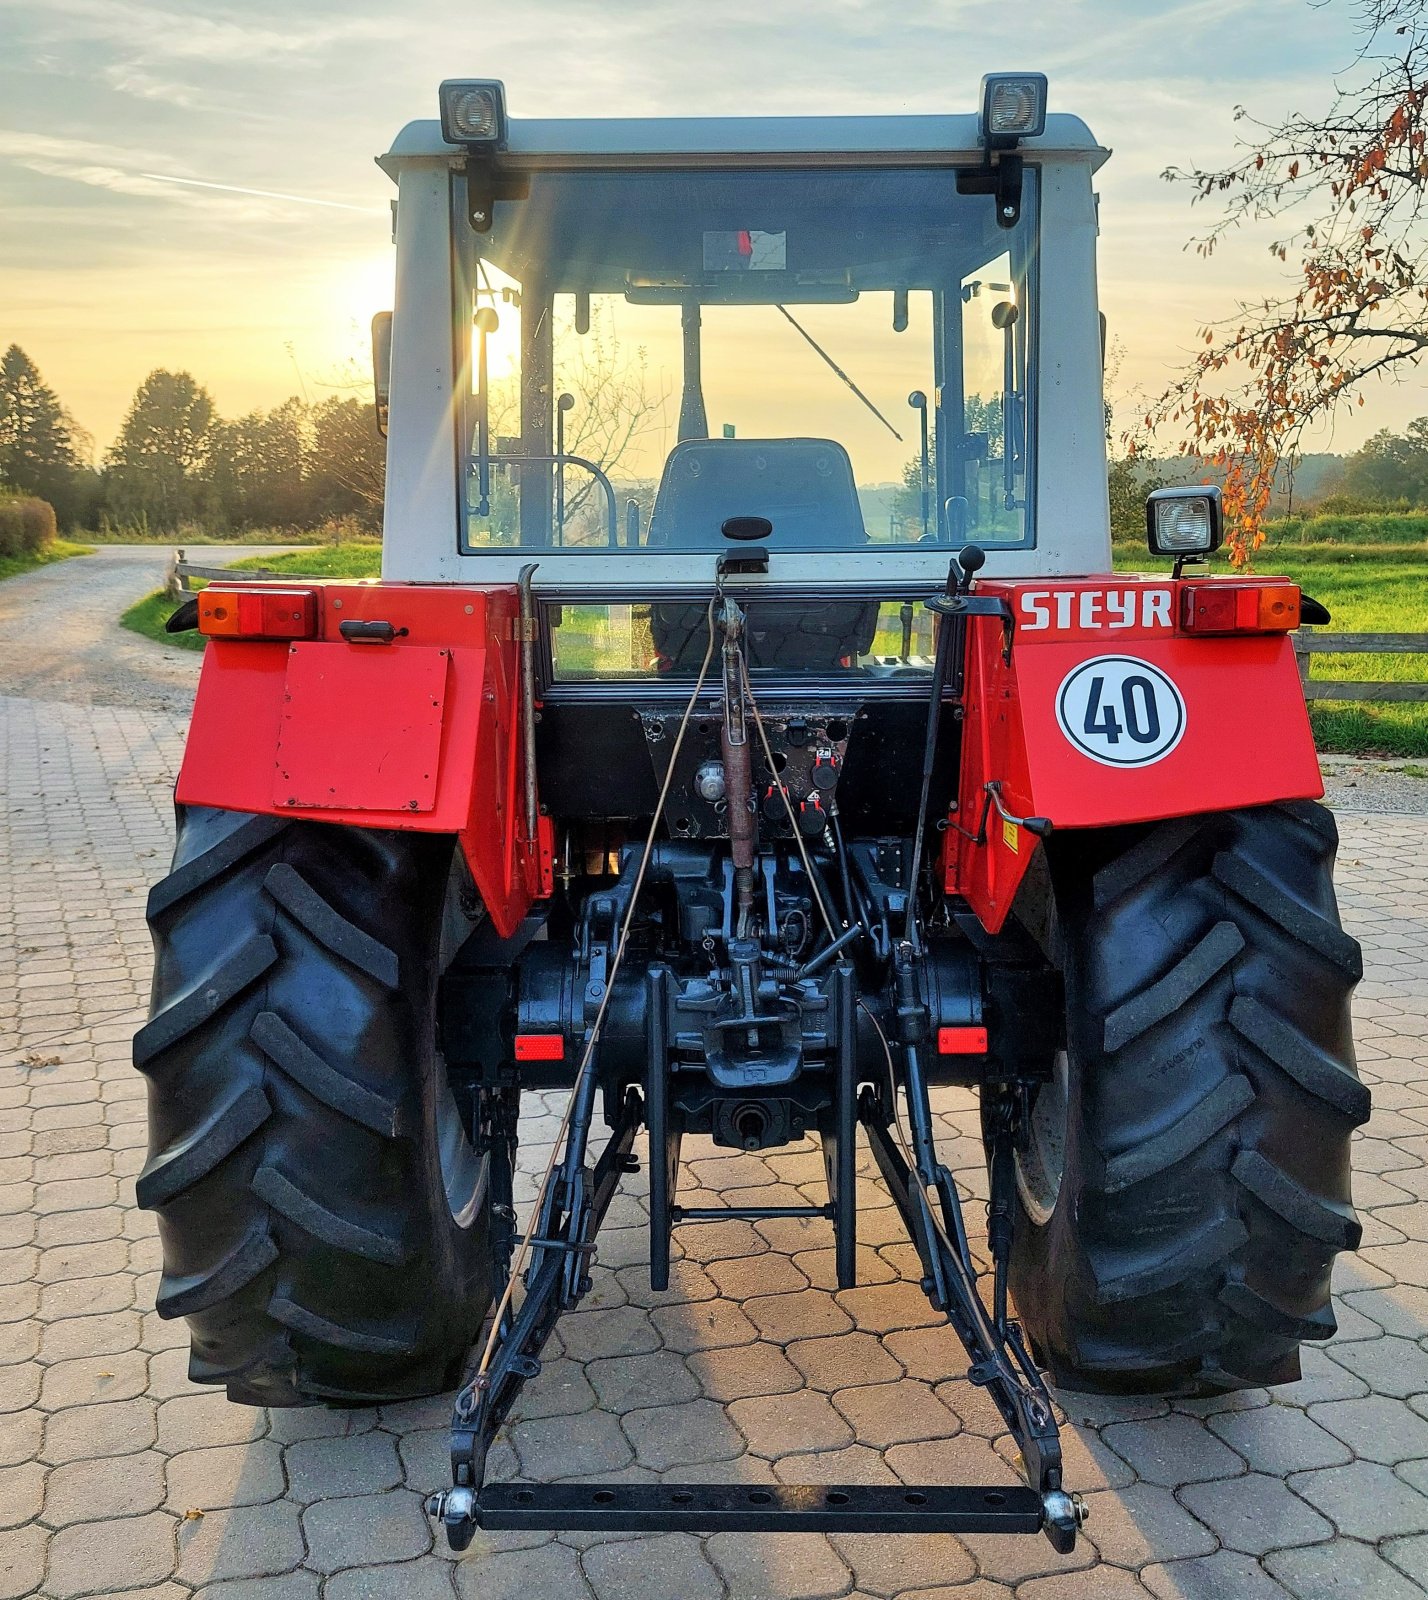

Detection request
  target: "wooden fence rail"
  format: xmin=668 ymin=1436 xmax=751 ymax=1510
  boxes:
xmin=166 ymin=549 xmax=284 ymax=601
xmin=1294 ymin=628 xmax=1428 ymax=704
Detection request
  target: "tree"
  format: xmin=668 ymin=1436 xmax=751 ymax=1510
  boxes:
xmin=1150 ymin=0 xmax=1428 ymax=562
xmin=306 ymin=396 xmax=385 ymax=529
xmin=209 ymin=398 xmax=310 ymax=529
xmin=106 ymin=370 xmax=216 ymax=532
xmin=0 ymin=345 xmax=86 ymax=527
xmin=889 ymin=396 xmax=1005 ymax=535
xmin=1338 ymin=413 xmax=1428 ymax=501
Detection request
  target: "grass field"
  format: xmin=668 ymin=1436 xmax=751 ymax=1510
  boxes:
xmin=0 ymin=539 xmax=92 ymax=583
xmin=119 ymin=520 xmax=1424 ymax=755
xmin=1113 ymin=518 xmax=1428 ymax=757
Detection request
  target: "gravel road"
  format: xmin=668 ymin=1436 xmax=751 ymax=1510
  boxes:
xmin=0 ymin=544 xmax=298 ymax=717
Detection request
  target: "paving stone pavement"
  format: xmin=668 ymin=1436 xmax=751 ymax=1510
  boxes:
xmin=2 ymin=684 xmax=1427 ymax=1599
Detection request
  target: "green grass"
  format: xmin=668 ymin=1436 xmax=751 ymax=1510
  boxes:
xmin=1114 ymin=514 xmax=1428 ymax=758
xmin=120 ymin=589 xmax=207 ymax=652
xmin=119 ymin=544 xmax=383 ymax=653
xmin=0 ymin=539 xmax=92 ymax=583
xmin=227 ymin=544 xmax=381 ymax=577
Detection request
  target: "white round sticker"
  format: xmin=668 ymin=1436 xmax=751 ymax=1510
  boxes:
xmin=1055 ymin=656 xmax=1187 ymax=768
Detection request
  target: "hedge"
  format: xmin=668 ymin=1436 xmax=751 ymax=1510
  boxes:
xmin=0 ymin=495 xmax=57 ymax=559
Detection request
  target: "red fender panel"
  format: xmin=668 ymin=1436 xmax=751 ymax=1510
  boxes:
xmin=946 ymin=577 xmax=1323 ymax=932
xmin=175 ymin=583 xmax=550 ymax=938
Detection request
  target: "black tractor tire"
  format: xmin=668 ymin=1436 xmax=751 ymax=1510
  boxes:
xmin=1009 ymin=800 xmax=1369 ymax=1396
xmin=134 ymin=807 xmax=495 ymax=1406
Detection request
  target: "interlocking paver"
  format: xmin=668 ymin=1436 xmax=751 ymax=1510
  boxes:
xmin=0 ymin=1522 xmax=46 ymax=1600
xmin=1101 ymin=1412 xmax=1246 ymax=1486
xmin=1384 ymin=1532 xmax=1428 ymax=1592
xmin=5 ymin=654 xmax=1428 ymax=1598
xmin=325 ymin=1560 xmax=458 ymax=1600
xmin=191 ymin=1576 xmax=320 ymax=1600
xmin=1289 ymin=1459 xmax=1428 ymax=1539
xmin=1177 ymin=1470 xmax=1334 ymax=1556
xmin=1205 ymin=1400 xmax=1352 ymax=1475
xmin=451 ymin=1540 xmax=588 ymax=1600
xmin=582 ymin=1532 xmax=723 ymax=1600
xmin=622 ymin=1396 xmax=744 ymax=1469
xmin=45 ymin=1510 xmax=176 ymax=1598
xmin=1079 ymin=1481 xmax=1218 ymax=1570
xmin=1267 ymin=1538 xmax=1428 ymax=1600
xmin=787 ymin=1330 xmax=902 ymax=1390
xmin=0 ymin=1460 xmax=42 ymax=1530
xmin=730 ymin=1387 xmax=854 ymax=1456
xmin=41 ymin=1396 xmax=156 ymax=1464
xmin=705 ymin=1529 xmax=851 ymax=1598
xmin=43 ymin=1448 xmax=167 ymax=1526
xmin=283 ymin=1430 xmax=402 ymax=1500
xmin=511 ymin=1407 xmax=633 ymax=1480
xmin=165 ymin=1440 xmax=287 ymax=1512
xmin=585 ymin=1349 xmax=696 ymax=1413
xmin=829 ymin=1531 xmax=975 ymax=1594
xmin=1309 ymin=1392 xmax=1428 ymax=1463
xmin=175 ymin=1497 xmax=306 ymax=1584
xmin=831 ymin=1379 xmax=960 ymax=1448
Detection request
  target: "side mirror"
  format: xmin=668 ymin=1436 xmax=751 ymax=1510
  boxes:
xmin=371 ymin=311 xmax=393 ymax=438
xmin=1146 ymin=484 xmax=1223 ymax=559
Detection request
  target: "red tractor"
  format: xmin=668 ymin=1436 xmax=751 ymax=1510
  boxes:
xmin=136 ymin=76 xmax=1367 ymax=1555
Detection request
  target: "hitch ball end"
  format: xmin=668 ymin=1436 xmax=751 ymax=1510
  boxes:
xmin=426 ymin=1487 xmax=478 ymax=1551
xmin=1040 ymin=1488 xmax=1089 ymax=1553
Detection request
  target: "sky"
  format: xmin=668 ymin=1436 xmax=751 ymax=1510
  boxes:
xmin=2 ymin=0 xmax=1424 ymax=466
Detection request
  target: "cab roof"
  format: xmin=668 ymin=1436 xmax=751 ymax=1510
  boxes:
xmin=378 ymin=112 xmax=1108 ymax=176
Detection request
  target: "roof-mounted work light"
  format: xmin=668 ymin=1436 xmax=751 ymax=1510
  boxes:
xmin=979 ymin=73 xmax=1048 ymax=147
xmin=439 ymin=80 xmax=508 ymax=148
xmin=960 ymin=71 xmax=1047 ymax=229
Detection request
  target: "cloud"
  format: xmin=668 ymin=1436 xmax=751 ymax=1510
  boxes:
xmin=99 ymin=64 xmax=203 ymax=110
xmin=4 ymin=0 xmax=400 ymax=66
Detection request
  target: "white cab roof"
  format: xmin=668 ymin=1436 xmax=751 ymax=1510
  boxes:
xmin=378 ymin=112 xmax=1108 ymax=175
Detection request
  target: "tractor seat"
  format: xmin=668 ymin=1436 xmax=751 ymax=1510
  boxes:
xmin=647 ymin=439 xmax=879 ymax=673
xmin=646 ymin=438 xmax=868 ymax=550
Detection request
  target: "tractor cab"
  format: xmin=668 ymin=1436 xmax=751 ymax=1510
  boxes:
xmin=376 ymin=79 xmax=1111 ymax=601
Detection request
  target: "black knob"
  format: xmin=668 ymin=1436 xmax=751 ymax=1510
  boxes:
xmin=957 ymin=543 xmax=987 ymax=578
xmin=797 ymin=795 xmax=826 ymax=837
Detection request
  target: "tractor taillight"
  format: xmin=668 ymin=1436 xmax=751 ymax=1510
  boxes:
xmin=938 ymin=1026 xmax=989 ymax=1055
xmin=198 ymin=587 xmax=320 ymax=641
xmin=1179 ymin=582 xmax=1300 ymax=636
xmin=515 ymin=1034 xmax=564 ymax=1063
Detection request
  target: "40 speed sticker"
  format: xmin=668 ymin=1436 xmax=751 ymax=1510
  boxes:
xmin=1055 ymin=655 xmax=1187 ymax=768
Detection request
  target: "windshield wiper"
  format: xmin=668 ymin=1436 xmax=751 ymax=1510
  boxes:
xmin=774 ymin=305 xmax=903 ymax=442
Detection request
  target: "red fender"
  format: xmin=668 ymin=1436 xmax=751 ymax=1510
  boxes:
xmin=175 ymin=582 xmax=551 ymax=938
xmin=945 ymin=576 xmax=1322 ymax=932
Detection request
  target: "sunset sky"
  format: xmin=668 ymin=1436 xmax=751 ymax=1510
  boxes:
xmin=2 ymin=0 xmax=1422 ymax=466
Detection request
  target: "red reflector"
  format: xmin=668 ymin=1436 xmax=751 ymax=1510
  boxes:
xmin=1180 ymin=582 xmax=1300 ymax=635
xmin=514 ymin=1034 xmax=564 ymax=1062
xmin=199 ymin=586 xmax=320 ymax=640
xmin=938 ymin=1026 xmax=989 ymax=1055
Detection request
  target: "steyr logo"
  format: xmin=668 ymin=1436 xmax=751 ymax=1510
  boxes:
xmin=1018 ymin=588 xmax=1173 ymax=633
xmin=1055 ymin=656 xmax=1187 ymax=767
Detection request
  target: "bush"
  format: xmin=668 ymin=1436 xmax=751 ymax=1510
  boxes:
xmin=1310 ymin=492 xmax=1418 ymax=517
xmin=0 ymin=494 xmax=57 ymax=559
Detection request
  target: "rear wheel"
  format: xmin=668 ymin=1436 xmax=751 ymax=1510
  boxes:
xmin=135 ymin=807 xmax=496 ymax=1406
xmin=1009 ymin=801 xmax=1369 ymax=1395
